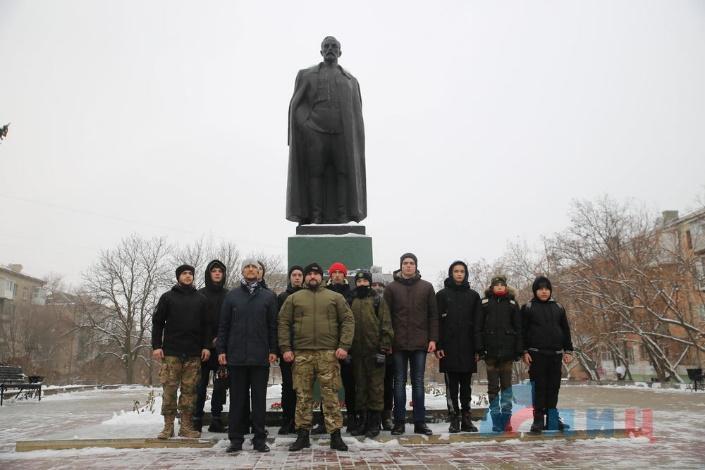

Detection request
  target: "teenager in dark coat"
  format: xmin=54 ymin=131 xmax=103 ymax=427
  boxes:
xmin=521 ymin=276 xmax=574 ymax=434
xmin=194 ymin=260 xmax=229 ymax=432
xmin=276 ymin=265 xmax=304 ymax=435
xmin=436 ymin=260 xmax=481 ymax=433
xmin=476 ymin=275 xmax=522 ymax=432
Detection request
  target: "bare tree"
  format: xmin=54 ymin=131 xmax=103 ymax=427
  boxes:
xmin=171 ymin=237 xmax=242 ymax=289
xmin=79 ymin=235 xmax=171 ymax=383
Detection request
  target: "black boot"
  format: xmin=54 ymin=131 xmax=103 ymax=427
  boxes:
xmin=502 ymin=413 xmax=513 ymax=432
xmin=278 ymin=419 xmax=295 ymax=435
xmin=311 ymin=421 xmax=326 ymax=435
xmin=413 ymin=422 xmax=433 ymax=435
xmin=192 ymin=416 xmax=203 ymax=433
xmin=208 ymin=415 xmax=227 ymax=433
xmin=391 ymin=421 xmax=405 ymax=435
xmin=382 ymin=410 xmax=393 ymax=431
xmin=365 ymin=411 xmax=381 ymax=438
xmin=490 ymin=412 xmax=503 ymax=432
xmin=461 ymin=411 xmax=478 ymax=432
xmin=530 ymin=411 xmax=544 ymax=435
xmin=329 ymin=429 xmax=348 ymax=451
xmin=252 ymin=440 xmax=270 ymax=453
xmin=289 ymin=429 xmax=311 ymax=451
xmin=448 ymin=413 xmax=461 ymax=433
xmin=226 ymin=440 xmax=242 ymax=453
xmin=346 ymin=412 xmax=359 ymax=434
xmin=350 ymin=412 xmax=367 ymax=436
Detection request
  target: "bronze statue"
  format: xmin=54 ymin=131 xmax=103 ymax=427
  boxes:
xmin=286 ymin=37 xmax=366 ymax=225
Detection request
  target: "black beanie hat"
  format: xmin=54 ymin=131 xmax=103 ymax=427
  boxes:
xmin=354 ymin=270 xmax=373 ymax=284
xmin=175 ymin=264 xmax=195 ymax=280
xmin=532 ymin=276 xmax=552 ymax=295
xmin=490 ymin=275 xmax=508 ymax=287
xmin=288 ymin=265 xmax=304 ymax=278
xmin=400 ymin=252 xmax=418 ymax=268
xmin=303 ymin=262 xmax=323 ymax=276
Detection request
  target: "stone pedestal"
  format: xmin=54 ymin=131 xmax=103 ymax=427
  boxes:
xmin=288 ymin=225 xmax=372 ymax=271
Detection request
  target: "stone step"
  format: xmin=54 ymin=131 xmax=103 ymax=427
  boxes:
xmin=15 ymin=428 xmax=642 ymax=452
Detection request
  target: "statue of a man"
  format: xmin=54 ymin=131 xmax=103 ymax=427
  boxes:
xmin=286 ymin=36 xmax=366 ymax=225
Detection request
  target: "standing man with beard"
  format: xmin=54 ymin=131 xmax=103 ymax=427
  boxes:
xmin=436 ymin=261 xmax=481 ymax=433
xmin=384 ymin=253 xmax=438 ymax=436
xmin=217 ymin=259 xmax=278 ymax=453
xmin=152 ymin=264 xmax=211 ymax=439
xmin=193 ymin=260 xmax=229 ymax=433
xmin=276 ymin=265 xmax=304 ymax=435
xmin=279 ymin=263 xmax=355 ymax=452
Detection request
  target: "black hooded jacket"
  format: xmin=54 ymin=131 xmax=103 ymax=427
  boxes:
xmin=436 ymin=261 xmax=482 ymax=373
xmin=476 ymin=287 xmax=523 ymax=360
xmin=152 ymin=283 xmax=210 ymax=357
xmin=521 ymin=298 xmax=574 ymax=353
xmin=197 ymin=260 xmax=228 ymax=348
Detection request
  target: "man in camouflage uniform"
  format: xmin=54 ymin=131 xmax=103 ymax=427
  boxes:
xmin=152 ymin=264 xmax=211 ymax=439
xmin=279 ymin=262 xmax=355 ymax=451
xmin=349 ymin=270 xmax=393 ymax=438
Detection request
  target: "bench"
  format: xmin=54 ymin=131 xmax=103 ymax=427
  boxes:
xmin=0 ymin=364 xmax=43 ymax=406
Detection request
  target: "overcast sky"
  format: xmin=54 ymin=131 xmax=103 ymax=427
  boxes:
xmin=1 ymin=0 xmax=704 ymax=286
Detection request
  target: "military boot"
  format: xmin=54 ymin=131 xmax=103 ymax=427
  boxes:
xmin=157 ymin=415 xmax=175 ymax=439
xmin=329 ymin=429 xmax=348 ymax=451
xmin=382 ymin=410 xmax=394 ymax=431
xmin=289 ymin=429 xmax=311 ymax=451
xmin=350 ymin=412 xmax=367 ymax=436
xmin=365 ymin=411 xmax=381 ymax=438
xmin=208 ymin=415 xmax=228 ymax=433
xmin=502 ymin=413 xmax=513 ymax=432
xmin=345 ymin=412 xmax=358 ymax=434
xmin=178 ymin=413 xmax=201 ymax=438
xmin=448 ymin=413 xmax=461 ymax=433
xmin=461 ymin=410 xmax=478 ymax=432
xmin=192 ymin=416 xmax=203 ymax=433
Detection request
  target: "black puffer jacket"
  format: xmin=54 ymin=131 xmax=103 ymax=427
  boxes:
xmin=327 ymin=280 xmax=352 ymax=304
xmin=217 ymin=283 xmax=278 ymax=366
xmin=436 ymin=262 xmax=481 ymax=373
xmin=521 ymin=298 xmax=574 ymax=353
xmin=198 ymin=260 xmax=227 ymax=349
xmin=476 ymin=288 xmax=523 ymax=360
xmin=152 ymin=284 xmax=210 ymax=357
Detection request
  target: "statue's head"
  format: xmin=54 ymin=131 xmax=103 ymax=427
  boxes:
xmin=320 ymin=36 xmax=342 ymax=63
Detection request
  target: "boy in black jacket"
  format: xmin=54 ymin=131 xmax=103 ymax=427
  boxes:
xmin=521 ymin=276 xmax=573 ymax=434
xmin=476 ymin=275 xmax=522 ymax=432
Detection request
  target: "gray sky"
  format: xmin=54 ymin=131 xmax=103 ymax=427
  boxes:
xmin=1 ymin=0 xmax=704 ymax=286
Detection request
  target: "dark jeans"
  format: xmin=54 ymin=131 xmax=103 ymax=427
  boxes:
xmin=485 ymin=357 xmax=513 ymax=415
xmin=280 ymin=358 xmax=296 ymax=423
xmin=393 ymin=350 xmax=427 ymax=423
xmin=194 ymin=353 xmax=227 ymax=418
xmin=444 ymin=372 xmax=471 ymax=415
xmin=384 ymin=358 xmax=394 ymax=411
xmin=228 ymin=365 xmax=269 ymax=445
xmin=340 ymin=358 xmax=356 ymax=415
xmin=528 ymin=352 xmax=562 ymax=422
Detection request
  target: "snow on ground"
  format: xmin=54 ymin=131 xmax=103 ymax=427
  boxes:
xmin=1 ymin=384 xmax=704 ymax=468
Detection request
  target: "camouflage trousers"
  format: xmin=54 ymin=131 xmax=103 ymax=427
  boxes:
xmin=159 ymin=355 xmax=201 ymax=416
xmin=352 ymin=352 xmax=385 ymax=411
xmin=293 ymin=350 xmax=342 ymax=433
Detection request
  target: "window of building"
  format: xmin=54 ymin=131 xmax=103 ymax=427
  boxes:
xmin=686 ymin=230 xmax=693 ymax=250
xmin=696 ymin=257 xmax=705 ymax=291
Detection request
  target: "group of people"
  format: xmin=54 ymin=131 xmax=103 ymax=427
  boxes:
xmin=151 ymin=253 xmax=574 ymax=454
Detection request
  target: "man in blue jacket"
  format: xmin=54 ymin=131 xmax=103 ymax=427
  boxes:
xmin=217 ymin=259 xmax=278 ymax=453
